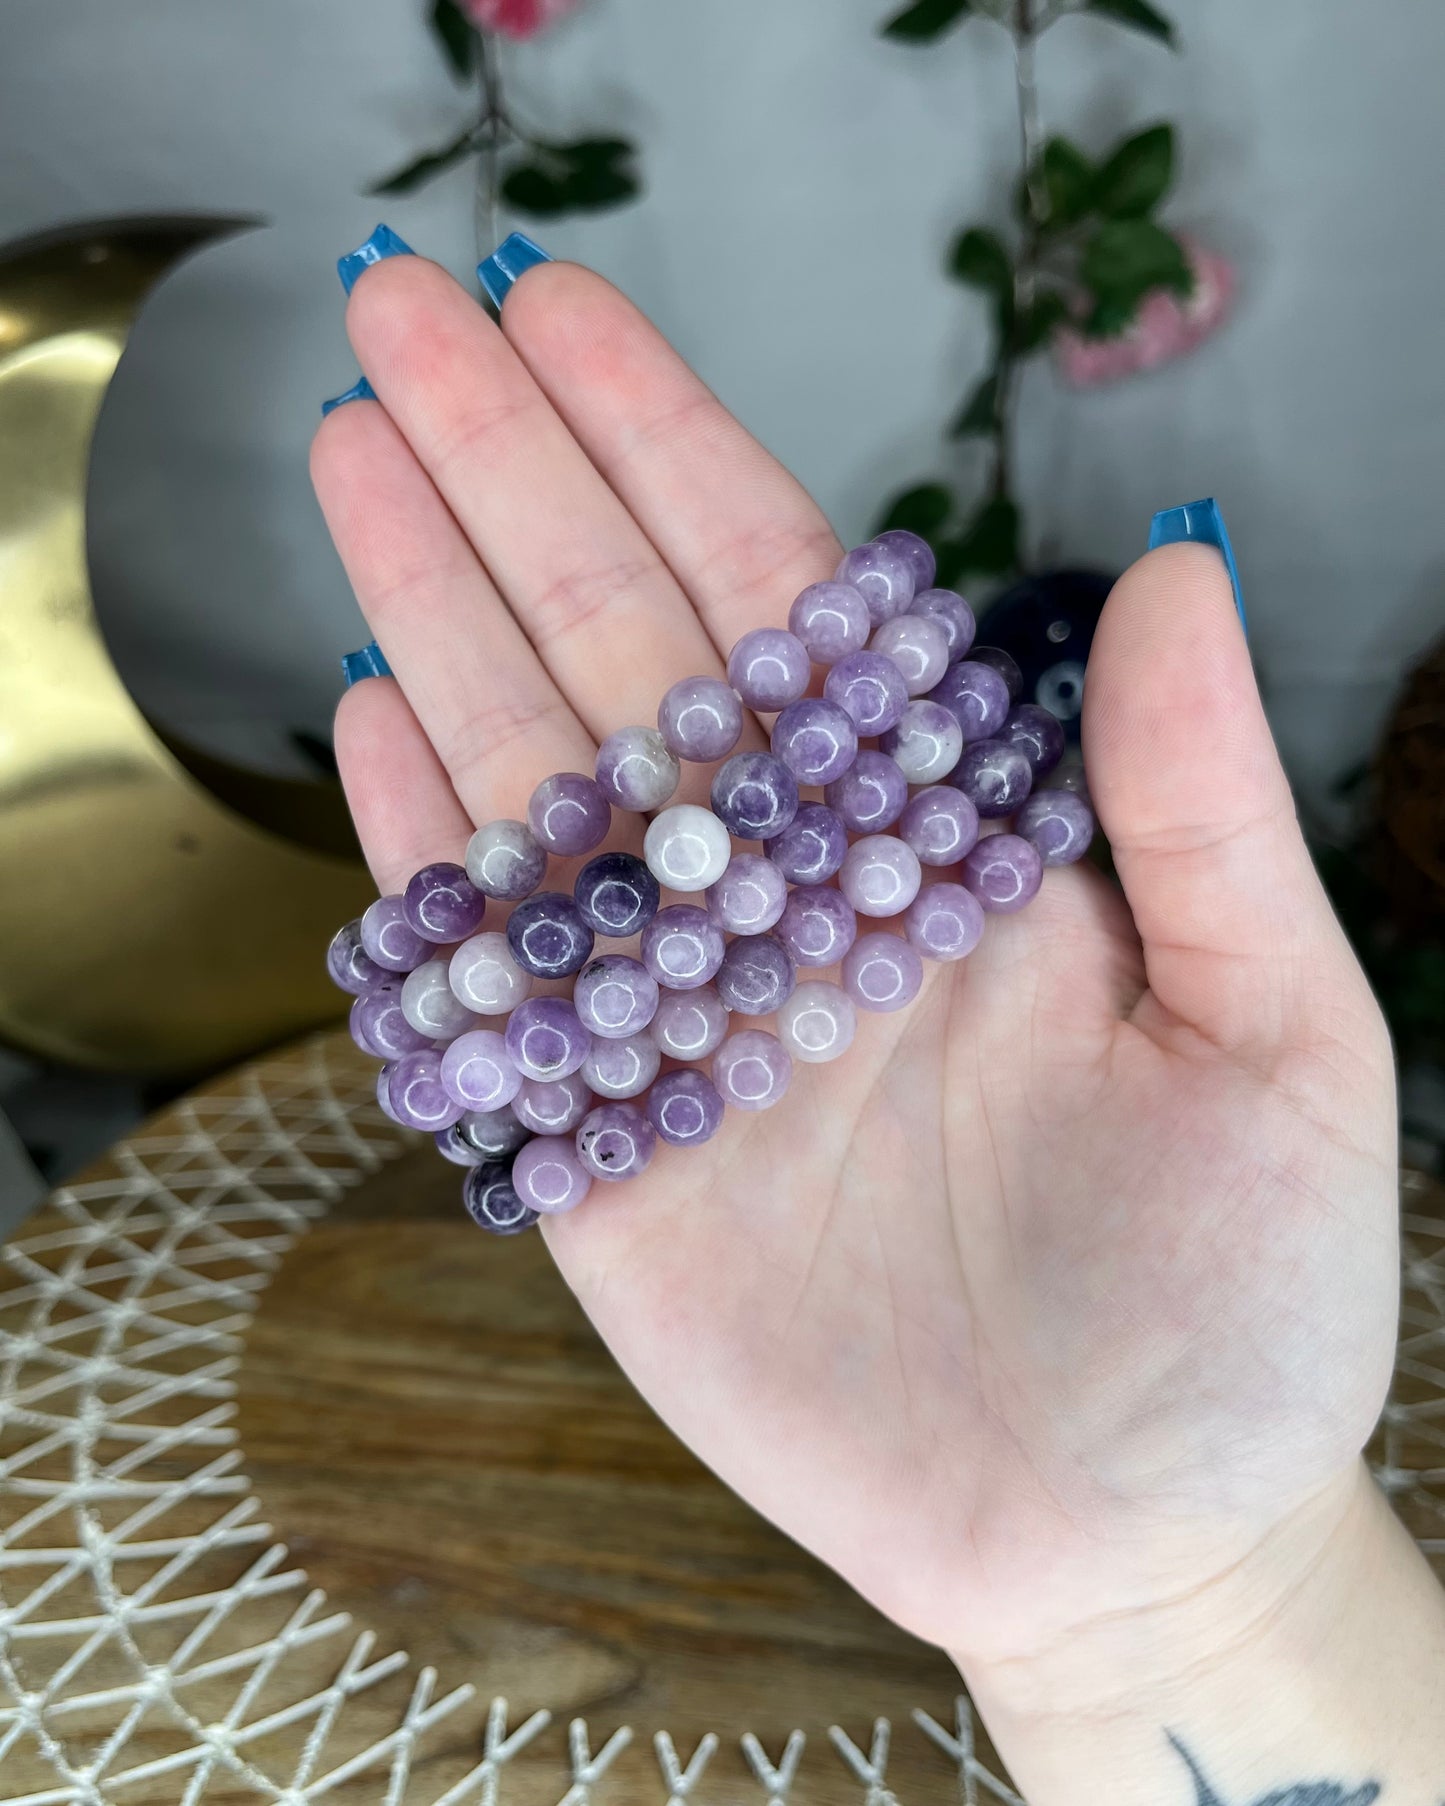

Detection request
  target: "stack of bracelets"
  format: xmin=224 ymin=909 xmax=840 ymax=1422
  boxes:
xmin=326 ymin=529 xmax=1096 ymax=1237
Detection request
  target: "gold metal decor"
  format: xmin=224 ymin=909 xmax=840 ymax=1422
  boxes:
xmin=0 ymin=217 xmax=372 ymax=1076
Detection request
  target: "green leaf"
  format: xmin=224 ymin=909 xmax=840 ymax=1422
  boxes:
xmin=955 ymin=496 xmax=1020 ymax=576
xmin=873 ymin=482 xmax=954 ymax=539
xmin=880 ymin=0 xmax=973 ymax=41
xmin=1014 ymin=290 xmax=1069 ymax=352
xmin=369 ymin=128 xmax=477 ymax=196
xmin=1083 ymin=0 xmax=1177 ymax=47
xmin=949 ymin=226 xmax=1012 ymax=295
xmin=948 ymin=373 xmax=998 ymax=438
xmin=1080 ymin=219 xmax=1192 ymax=333
xmin=504 ymin=138 xmax=641 ymax=218
xmin=430 ymin=0 xmax=477 ymax=78
xmin=1040 ymin=137 xmax=1094 ymax=225
xmin=1094 ymin=123 xmax=1174 ymax=218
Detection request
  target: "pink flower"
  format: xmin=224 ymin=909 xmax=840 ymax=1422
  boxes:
xmin=458 ymin=0 xmax=580 ymax=39
xmin=1053 ymin=238 xmax=1235 ymax=389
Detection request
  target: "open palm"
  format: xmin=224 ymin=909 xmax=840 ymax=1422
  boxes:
xmin=314 ymin=253 xmax=1399 ymax=1674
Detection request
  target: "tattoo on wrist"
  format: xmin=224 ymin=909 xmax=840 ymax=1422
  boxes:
xmin=1168 ymin=1734 xmax=1382 ymax=1805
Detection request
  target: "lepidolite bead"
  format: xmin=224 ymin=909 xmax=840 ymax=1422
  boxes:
xmin=641 ymin=905 xmax=726 ymax=990
xmin=512 ymin=1071 xmax=593 ymax=1136
xmin=327 ymin=920 xmax=387 ymax=995
xmin=643 ymin=804 xmax=732 ymax=891
xmin=351 ymin=981 xmax=431 ymax=1060
xmin=962 ymin=833 xmax=1043 ymax=913
xmin=465 ymin=818 xmax=547 ymax=902
xmin=873 ymin=528 xmax=936 ymax=592
xmin=905 ymin=883 xmax=985 ymax=960
xmin=880 ymin=700 xmax=963 ymax=784
xmin=777 ymin=884 xmax=857 ymax=968
xmin=727 ymin=627 xmax=811 ymax=711
xmin=999 ymin=704 xmax=1065 ymax=777
xmin=574 ymin=955 xmax=659 ymax=1039
xmin=778 ymin=979 xmax=856 ymax=1064
xmin=455 ymin=1105 xmax=532 ymax=1162
xmin=716 ymin=934 xmax=796 ymax=1016
xmin=576 ymin=1102 xmax=656 ymax=1183
xmin=907 ymin=587 xmax=975 ymax=661
xmin=389 ymin=1050 xmax=464 ymax=1132
xmin=582 ymin=1030 xmax=662 ymax=1100
xmin=441 ymin=1029 xmax=522 ymax=1112
xmin=361 ymin=894 xmax=429 ymax=973
xmin=951 ymin=738 xmax=1034 ymax=819
xmin=649 ymin=985 xmax=729 ymax=1060
xmin=766 ymin=802 xmax=849 ymax=885
xmin=594 ymin=724 xmax=681 ymax=812
xmin=710 ymin=752 xmax=799 ymax=841
xmin=787 ymin=581 xmax=870 ymax=665
xmin=706 ymin=853 xmax=788 ymax=935
xmin=825 ymin=749 xmax=908 ymax=833
xmin=512 ymin=1136 xmax=592 ymax=1214
xmin=770 ymin=697 xmax=858 ymax=786
xmin=401 ymin=959 xmax=477 ymax=1039
xmin=449 ymin=931 xmax=531 ymax=1017
xmin=376 ymin=1062 xmax=401 ymax=1122
xmin=929 ymin=661 xmax=1011 ymax=743
xmin=1014 ymin=789 xmax=1095 ymax=865
xmin=842 ymin=932 xmax=924 ymax=1012
xmin=970 ymin=644 xmax=1024 ymax=700
xmin=835 ymin=542 xmax=915 ymax=625
xmin=900 ymin=786 xmax=980 ymax=866
xmin=506 ymin=892 xmax=595 ymax=979
xmin=713 ymin=1029 xmax=793 ymax=1111
xmin=646 ymin=1069 xmax=725 ymax=1148
xmin=574 ymin=851 xmax=660 ymax=937
xmin=870 ymin=614 xmax=950 ymax=697
xmin=840 ymin=835 xmax=923 ymax=918
xmin=657 ymin=675 xmax=744 ymax=761
xmin=823 ymin=649 xmax=909 ymax=736
xmin=505 ymin=997 xmax=592 ymax=1082
xmin=527 ymin=772 xmax=612 ymax=857
xmin=435 ymin=1122 xmax=483 ymax=1166
xmin=463 ymin=1161 xmax=539 ymax=1235
xmin=403 ymin=862 xmax=486 ymax=944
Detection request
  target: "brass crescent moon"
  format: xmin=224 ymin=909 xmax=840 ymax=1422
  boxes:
xmin=0 ymin=217 xmax=373 ymax=1076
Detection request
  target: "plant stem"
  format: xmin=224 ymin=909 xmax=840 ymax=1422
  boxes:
xmin=475 ymin=30 xmax=504 ymax=266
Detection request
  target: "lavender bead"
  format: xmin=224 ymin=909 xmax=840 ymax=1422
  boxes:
xmin=456 ymin=1105 xmax=532 ymax=1162
xmin=823 ymin=650 xmax=909 ymax=736
xmin=710 ymin=752 xmax=799 ymax=841
xmin=951 ymin=738 xmax=1034 ymax=819
xmin=870 ymin=614 xmax=950 ymax=697
xmin=1000 ymin=704 xmax=1065 ymax=777
xmin=900 ymin=786 xmax=980 ymax=866
xmin=361 ymin=894 xmax=429 ymax=973
xmin=389 ymin=1050 xmax=464 ymax=1133
xmin=403 ymin=862 xmax=486 ymax=944
xmin=582 ymin=1030 xmax=662 ymax=1100
xmin=595 ymin=725 xmax=681 ymax=812
xmin=647 ymin=1069 xmax=725 ymax=1148
xmin=512 ymin=1071 xmax=593 ymax=1137
xmin=771 ymin=697 xmax=858 ymax=786
xmin=727 ymin=627 xmax=811 ymax=711
xmin=840 ymin=835 xmax=923 ymax=919
xmin=787 ymin=581 xmax=870 ymax=665
xmin=576 ymin=1103 xmax=656 ymax=1183
xmin=449 ymin=931 xmax=531 ymax=1016
xmin=929 ymin=660 xmax=1011 ymax=743
xmin=713 ymin=1030 xmax=792 ymax=1112
xmin=512 ymin=1137 xmax=592 ymax=1214
xmin=1014 ymin=789 xmax=1095 ymax=865
xmin=351 ymin=981 xmax=431 ymax=1060
xmin=905 ymin=883 xmax=985 ymax=961
xmin=504 ymin=997 xmax=592 ymax=1082
xmin=401 ymin=959 xmax=477 ymax=1039
xmin=873 ymin=528 xmax=936 ymax=592
xmin=441 ymin=1029 xmax=522 ymax=1112
xmin=376 ymin=1062 xmax=401 ymax=1122
xmin=643 ymin=804 xmax=733 ymax=891
xmin=575 ymin=851 xmax=660 ymax=937
xmin=506 ymin=892 xmax=595 ymax=979
xmin=766 ymin=803 xmax=848 ymax=885
xmin=649 ymin=985 xmax=729 ymax=1061
xmin=970 ymin=644 xmax=1024 ymax=700
xmin=465 ymin=818 xmax=546 ymax=902
xmin=843 ymin=932 xmax=924 ymax=1012
xmin=778 ymin=979 xmax=856 ymax=1064
xmin=464 ymin=1161 xmax=539 ymax=1236
xmin=527 ymin=771 xmax=611 ymax=857
xmin=706 ymin=853 xmax=788 ymax=935
xmin=880 ymin=701 xmax=963 ymax=784
xmin=834 ymin=542 xmax=915 ymax=626
xmin=716 ymin=934 xmax=796 ymax=1016
xmin=825 ymin=749 xmax=908 ymax=833
xmin=641 ymin=905 xmax=726 ymax=990
xmin=908 ymin=587 xmax=976 ymax=662
xmin=657 ymin=675 xmax=744 ymax=762
xmin=962 ymin=833 xmax=1043 ymax=913
xmin=776 ymin=884 xmax=857 ymax=969
xmin=575 ymin=955 xmax=660 ymax=1039
xmin=327 ymin=920 xmax=387 ymax=995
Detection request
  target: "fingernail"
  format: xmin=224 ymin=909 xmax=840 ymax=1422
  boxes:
xmin=342 ymin=641 xmax=392 ymax=686
xmin=338 ymin=223 xmax=414 ymax=295
xmin=1148 ymin=497 xmax=1246 ymax=636
xmin=477 ymin=231 xmax=551 ymax=309
xmin=321 ymin=375 xmax=376 ymax=417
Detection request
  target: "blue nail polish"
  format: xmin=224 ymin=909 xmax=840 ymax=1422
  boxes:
xmin=1148 ymin=497 xmax=1246 ymax=635
xmin=341 ymin=641 xmax=392 ymax=686
xmin=477 ymin=232 xmax=552 ymax=309
xmin=338 ymin=224 xmax=414 ymax=295
xmin=321 ymin=376 xmax=376 ymax=417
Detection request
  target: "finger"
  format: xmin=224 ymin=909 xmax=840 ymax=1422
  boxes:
xmin=1084 ymin=541 xmax=1368 ymax=1052
xmin=497 ymin=260 xmax=842 ymax=659
xmin=334 ymin=676 xmax=472 ymax=892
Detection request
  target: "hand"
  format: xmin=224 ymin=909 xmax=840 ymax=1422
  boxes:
xmin=313 ymin=252 xmax=1405 ymax=1764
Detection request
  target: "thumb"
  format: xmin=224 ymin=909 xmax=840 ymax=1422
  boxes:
xmin=1084 ymin=523 xmax=1365 ymax=1053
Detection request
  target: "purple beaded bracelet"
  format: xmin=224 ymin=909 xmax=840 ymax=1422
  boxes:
xmin=327 ymin=531 xmax=1096 ymax=1234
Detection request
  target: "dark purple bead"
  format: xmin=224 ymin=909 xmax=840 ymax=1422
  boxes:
xmin=389 ymin=1050 xmax=464 ymax=1132
xmin=506 ymin=891 xmax=595 ymax=980
xmin=710 ymin=751 xmax=799 ymax=841
xmin=527 ymin=772 xmax=612 ymax=857
xmin=455 ymin=1106 xmax=532 ymax=1162
xmin=962 ymin=833 xmax=1043 ymax=913
xmin=574 ymin=851 xmax=660 ymax=938
xmin=776 ymin=884 xmax=857 ymax=968
xmin=658 ymin=675 xmax=744 ymax=762
xmin=766 ymin=802 xmax=849 ymax=885
xmin=823 ymin=650 xmax=909 ymax=736
xmin=646 ymin=1069 xmax=726 ymax=1149
xmin=951 ymin=738 xmax=1034 ymax=819
xmin=899 ymin=786 xmax=980 ymax=866
xmin=403 ymin=862 xmax=486 ymax=945
xmin=463 ymin=1160 xmax=539 ymax=1235
xmin=908 ymin=587 xmax=975 ymax=662
xmin=576 ymin=1102 xmax=656 ymax=1183
xmin=929 ymin=660 xmax=1011 ymax=744
xmin=969 ymin=644 xmax=1024 ymax=701
xmin=835 ymin=542 xmax=915 ymax=625
xmin=770 ymin=697 xmax=858 ymax=786
xmin=504 ymin=997 xmax=592 ymax=1081
xmin=873 ymin=528 xmax=936 ymax=592
xmin=999 ymin=704 xmax=1065 ymax=776
xmin=1015 ymin=789 xmax=1096 ymax=865
xmin=328 ymin=919 xmax=389 ymax=995
xmin=351 ymin=980 xmax=431 ymax=1060
xmin=727 ymin=628 xmax=812 ymax=711
xmin=824 ymin=750 xmax=908 ymax=834
xmin=716 ymin=934 xmax=797 ymax=1016
xmin=435 ymin=1123 xmax=485 ymax=1167
xmin=361 ymin=894 xmax=430 ymax=973
xmin=641 ymin=905 xmax=726 ymax=990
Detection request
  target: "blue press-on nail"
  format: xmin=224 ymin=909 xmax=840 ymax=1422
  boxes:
xmin=337 ymin=223 xmax=414 ymax=295
xmin=341 ymin=641 xmax=392 ymax=687
xmin=477 ymin=232 xmax=552 ymax=309
xmin=1148 ymin=497 xmax=1246 ymax=636
xmin=321 ymin=376 xmax=377 ymax=417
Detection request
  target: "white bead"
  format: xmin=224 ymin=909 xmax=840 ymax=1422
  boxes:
xmin=643 ymin=804 xmax=732 ymax=891
xmin=778 ymin=980 xmax=857 ymax=1064
xmin=870 ymin=614 xmax=951 ymax=696
xmin=402 ymin=959 xmax=477 ymax=1039
xmin=449 ymin=931 xmax=531 ymax=1016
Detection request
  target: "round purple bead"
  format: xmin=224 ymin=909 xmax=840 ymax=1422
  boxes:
xmin=929 ymin=660 xmax=1011 ymax=743
xmin=710 ymin=751 xmax=799 ymax=841
xmin=512 ymin=1137 xmax=592 ymax=1215
xmin=1000 ymin=704 xmax=1066 ymax=777
xmin=376 ymin=1062 xmax=401 ymax=1123
xmin=441 ymin=1029 xmax=522 ymax=1112
xmin=389 ymin=1050 xmax=464 ymax=1133
xmin=905 ymin=883 xmax=985 ymax=961
xmin=582 ymin=1030 xmax=662 ymax=1100
xmin=646 ymin=1069 xmax=725 ymax=1148
xmin=435 ymin=1122 xmax=485 ymax=1167
xmin=576 ymin=1102 xmax=656 ymax=1183
xmin=840 ymin=835 xmax=923 ymax=919
xmin=900 ymin=786 xmax=980 ymax=866
xmin=504 ymin=996 xmax=592 ymax=1082
xmin=970 ymin=644 xmax=1024 ymax=701
xmin=766 ymin=802 xmax=848 ymax=885
xmin=574 ymin=955 xmax=660 ymax=1039
xmin=574 ymin=851 xmax=659 ymax=939
xmin=327 ymin=920 xmax=388 ymax=996
xmin=403 ymin=862 xmax=486 ymax=945
xmin=951 ymin=738 xmax=1034 ymax=819
xmin=594 ymin=725 xmax=681 ymax=812
xmin=1014 ymin=789 xmax=1096 ymax=866
xmin=463 ymin=1161 xmax=539 ymax=1236
xmin=727 ymin=628 xmax=812 ymax=711
xmin=465 ymin=819 xmax=547 ymax=902
xmin=641 ymin=905 xmax=726 ymax=990
xmin=870 ymin=614 xmax=950 ymax=698
xmin=962 ymin=833 xmax=1044 ymax=913
xmin=787 ymin=581 xmax=870 ymax=665
xmin=649 ymin=986 xmax=729 ymax=1061
xmin=834 ymin=542 xmax=915 ymax=626
xmin=873 ymin=528 xmax=936 ymax=592
xmin=716 ymin=934 xmax=796 ymax=1016
xmin=506 ymin=892 xmax=595 ymax=980
xmin=776 ymin=884 xmax=857 ymax=969
xmin=657 ymin=675 xmax=744 ymax=762
xmin=527 ymin=772 xmax=611 ymax=857
xmin=880 ymin=700 xmax=963 ymax=784
xmin=823 ymin=649 xmax=909 ymax=736
xmin=512 ymin=1071 xmax=593 ymax=1137
xmin=455 ymin=1105 xmax=532 ymax=1162
xmin=843 ymin=932 xmax=924 ymax=1012
xmin=361 ymin=894 xmax=430 ymax=973
xmin=351 ymin=981 xmax=431 ymax=1060
xmin=825 ymin=749 xmax=908 ymax=834
xmin=706 ymin=853 xmax=788 ymax=936
xmin=770 ymin=697 xmax=858 ymax=786
xmin=713 ymin=1030 xmax=793 ymax=1112
xmin=908 ymin=587 xmax=975 ymax=661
